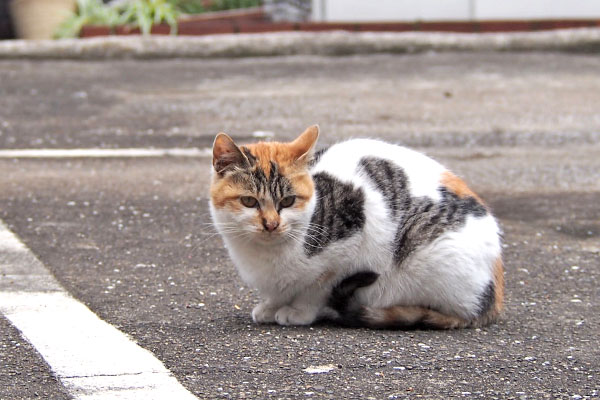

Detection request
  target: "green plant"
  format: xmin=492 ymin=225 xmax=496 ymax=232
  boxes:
xmin=55 ymin=0 xmax=121 ymax=39
xmin=56 ymin=0 xmax=180 ymax=38
xmin=170 ymin=0 xmax=262 ymax=14
xmin=119 ymin=0 xmax=179 ymax=35
xmin=55 ymin=0 xmax=262 ymax=38
xmin=168 ymin=0 xmax=206 ymax=13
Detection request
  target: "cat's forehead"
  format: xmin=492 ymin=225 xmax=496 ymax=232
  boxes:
xmin=242 ymin=161 xmax=292 ymax=198
xmin=241 ymin=142 xmax=297 ymax=177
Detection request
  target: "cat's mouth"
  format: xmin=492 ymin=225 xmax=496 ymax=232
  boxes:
xmin=255 ymin=226 xmax=291 ymax=244
xmin=260 ymin=228 xmax=283 ymax=237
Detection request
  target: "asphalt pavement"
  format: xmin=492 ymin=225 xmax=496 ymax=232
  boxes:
xmin=0 ymin=49 xmax=599 ymax=399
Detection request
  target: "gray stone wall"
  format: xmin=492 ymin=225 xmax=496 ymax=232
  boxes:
xmin=263 ymin=0 xmax=312 ymax=22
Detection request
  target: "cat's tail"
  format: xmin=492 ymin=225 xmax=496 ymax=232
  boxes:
xmin=329 ymin=271 xmax=500 ymax=330
xmin=328 ymin=271 xmax=380 ymax=328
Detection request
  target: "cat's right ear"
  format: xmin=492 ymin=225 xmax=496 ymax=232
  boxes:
xmin=212 ymin=133 xmax=248 ymax=175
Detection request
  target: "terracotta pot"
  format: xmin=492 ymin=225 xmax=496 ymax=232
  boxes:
xmin=10 ymin=0 xmax=76 ymax=39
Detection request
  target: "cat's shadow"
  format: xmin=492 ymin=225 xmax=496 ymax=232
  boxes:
xmin=229 ymin=314 xmax=452 ymax=333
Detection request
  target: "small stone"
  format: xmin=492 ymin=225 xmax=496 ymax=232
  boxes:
xmin=303 ymin=364 xmax=336 ymax=374
xmin=582 ymin=245 xmax=600 ymax=253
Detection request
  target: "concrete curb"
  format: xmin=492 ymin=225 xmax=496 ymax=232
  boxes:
xmin=1 ymin=28 xmax=600 ymax=59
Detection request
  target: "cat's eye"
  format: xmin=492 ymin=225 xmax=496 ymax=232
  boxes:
xmin=240 ymin=196 xmax=258 ymax=208
xmin=279 ymin=195 xmax=296 ymax=208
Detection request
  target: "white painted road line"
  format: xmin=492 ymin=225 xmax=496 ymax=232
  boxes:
xmin=0 ymin=220 xmax=197 ymax=400
xmin=0 ymin=148 xmax=212 ymax=158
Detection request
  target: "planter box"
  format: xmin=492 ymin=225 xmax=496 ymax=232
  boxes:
xmin=80 ymin=8 xmax=600 ymax=38
xmin=81 ymin=7 xmax=270 ymax=37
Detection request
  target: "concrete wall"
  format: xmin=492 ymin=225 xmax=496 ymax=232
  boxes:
xmin=311 ymin=0 xmax=600 ymax=22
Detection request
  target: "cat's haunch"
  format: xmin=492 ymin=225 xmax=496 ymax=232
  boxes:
xmin=209 ymin=125 xmax=504 ymax=329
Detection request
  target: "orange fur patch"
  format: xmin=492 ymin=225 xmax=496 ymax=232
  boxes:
xmin=259 ymin=205 xmax=280 ymax=226
xmin=383 ymin=306 xmax=424 ymax=325
xmin=493 ymin=257 xmax=505 ymax=313
xmin=440 ymin=171 xmax=484 ymax=204
xmin=381 ymin=306 xmax=468 ymax=329
xmin=287 ymin=172 xmax=314 ymax=210
xmin=243 ymin=142 xmax=303 ymax=177
xmin=210 ymin=178 xmax=243 ymax=210
xmin=423 ymin=310 xmax=468 ymax=329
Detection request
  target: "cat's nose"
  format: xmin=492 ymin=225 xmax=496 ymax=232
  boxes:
xmin=262 ymin=219 xmax=279 ymax=232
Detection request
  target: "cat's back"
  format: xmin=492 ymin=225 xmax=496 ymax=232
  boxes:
xmin=311 ymin=138 xmax=446 ymax=200
xmin=310 ymin=138 xmax=502 ymax=324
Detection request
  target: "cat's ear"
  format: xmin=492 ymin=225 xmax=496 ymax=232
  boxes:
xmin=290 ymin=125 xmax=320 ymax=162
xmin=212 ymin=133 xmax=249 ymax=175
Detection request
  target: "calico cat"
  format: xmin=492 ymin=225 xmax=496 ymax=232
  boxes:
xmin=209 ymin=125 xmax=504 ymax=329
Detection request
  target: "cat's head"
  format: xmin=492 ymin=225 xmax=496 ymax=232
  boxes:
xmin=210 ymin=125 xmax=319 ymax=244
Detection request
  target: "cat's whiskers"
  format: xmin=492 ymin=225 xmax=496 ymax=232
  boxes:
xmin=286 ymin=228 xmax=324 ymax=250
xmin=205 ymin=221 xmax=240 ymax=229
xmin=303 ymin=225 xmax=328 ymax=241
xmin=284 ymin=231 xmax=310 ymax=248
xmin=210 ymin=225 xmax=242 ymax=233
xmin=194 ymin=225 xmax=228 ymax=244
xmin=299 ymin=229 xmax=323 ymax=242
xmin=199 ymin=220 xmax=260 ymax=245
xmin=306 ymin=223 xmax=329 ymax=235
xmin=201 ymin=222 xmax=239 ymax=234
xmin=223 ymin=230 xmax=256 ymax=244
xmin=233 ymin=231 xmax=255 ymax=245
xmin=193 ymin=229 xmax=242 ymax=247
xmin=207 ymin=220 xmax=260 ymax=235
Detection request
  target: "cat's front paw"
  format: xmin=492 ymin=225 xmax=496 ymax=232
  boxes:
xmin=275 ymin=305 xmax=317 ymax=326
xmin=252 ymin=302 xmax=277 ymax=324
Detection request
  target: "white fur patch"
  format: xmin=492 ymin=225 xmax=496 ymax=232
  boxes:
xmin=312 ymin=139 xmax=445 ymax=200
xmin=358 ymin=214 xmax=501 ymax=319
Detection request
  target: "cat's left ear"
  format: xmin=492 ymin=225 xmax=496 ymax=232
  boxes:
xmin=290 ymin=125 xmax=320 ymax=162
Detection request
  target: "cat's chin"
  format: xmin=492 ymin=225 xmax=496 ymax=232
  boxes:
xmin=252 ymin=231 xmax=292 ymax=246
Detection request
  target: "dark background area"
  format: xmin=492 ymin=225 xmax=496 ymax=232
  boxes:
xmin=0 ymin=0 xmax=15 ymax=39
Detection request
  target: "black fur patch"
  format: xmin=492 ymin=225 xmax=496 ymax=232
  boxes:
xmin=478 ymin=280 xmax=496 ymax=316
xmin=309 ymin=147 xmax=329 ymax=167
xmin=358 ymin=157 xmax=488 ymax=267
xmin=328 ymin=271 xmax=379 ymax=327
xmin=304 ymin=172 xmax=366 ymax=256
xmin=359 ymin=157 xmax=411 ymax=218
xmin=393 ymin=188 xmax=487 ymax=265
xmin=240 ymin=146 xmax=257 ymax=166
